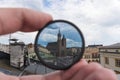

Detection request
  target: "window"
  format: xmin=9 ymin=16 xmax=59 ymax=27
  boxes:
xmin=105 ymin=57 xmax=109 ymax=64
xmin=116 ymin=50 xmax=118 ymax=53
xmin=92 ymin=53 xmax=98 ymax=58
xmin=115 ymin=59 xmax=120 ymax=67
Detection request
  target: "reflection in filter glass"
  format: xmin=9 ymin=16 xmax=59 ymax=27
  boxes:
xmin=35 ymin=20 xmax=84 ymax=70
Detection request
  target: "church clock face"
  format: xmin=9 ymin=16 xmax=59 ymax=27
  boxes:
xmin=35 ymin=20 xmax=85 ymax=70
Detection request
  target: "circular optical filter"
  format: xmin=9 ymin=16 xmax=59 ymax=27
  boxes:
xmin=35 ymin=20 xmax=85 ymax=70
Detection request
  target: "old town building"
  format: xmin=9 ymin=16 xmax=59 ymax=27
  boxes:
xmin=99 ymin=43 xmax=120 ymax=73
xmin=0 ymin=43 xmax=9 ymax=53
xmin=83 ymin=45 xmax=102 ymax=63
xmin=9 ymin=39 xmax=25 ymax=68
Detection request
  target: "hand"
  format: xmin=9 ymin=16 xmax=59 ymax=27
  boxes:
xmin=0 ymin=8 xmax=117 ymax=80
xmin=0 ymin=8 xmax=52 ymax=35
xmin=0 ymin=59 xmax=117 ymax=80
xmin=20 ymin=59 xmax=117 ymax=80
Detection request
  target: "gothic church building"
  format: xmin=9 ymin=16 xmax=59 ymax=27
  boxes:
xmin=46 ymin=30 xmax=66 ymax=57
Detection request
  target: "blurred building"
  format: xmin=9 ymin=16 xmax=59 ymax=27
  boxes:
xmin=39 ymin=45 xmax=50 ymax=54
xmin=27 ymin=43 xmax=38 ymax=60
xmin=0 ymin=43 xmax=9 ymax=53
xmin=19 ymin=63 xmax=54 ymax=76
xmin=99 ymin=43 xmax=120 ymax=73
xmin=9 ymin=39 xmax=25 ymax=68
xmin=66 ymin=47 xmax=81 ymax=56
xmin=83 ymin=45 xmax=103 ymax=63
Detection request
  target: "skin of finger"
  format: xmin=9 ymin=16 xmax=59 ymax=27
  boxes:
xmin=70 ymin=62 xmax=103 ymax=80
xmin=0 ymin=8 xmax=52 ymax=35
xmin=19 ymin=75 xmax=45 ymax=80
xmin=84 ymin=68 xmax=117 ymax=80
xmin=43 ymin=59 xmax=88 ymax=80
xmin=19 ymin=60 xmax=87 ymax=80
xmin=0 ymin=72 xmax=19 ymax=80
xmin=20 ymin=8 xmax=52 ymax=32
xmin=62 ymin=59 xmax=88 ymax=80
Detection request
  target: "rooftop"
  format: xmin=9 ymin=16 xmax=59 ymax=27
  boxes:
xmin=100 ymin=43 xmax=120 ymax=49
xmin=20 ymin=63 xmax=54 ymax=75
xmin=87 ymin=44 xmax=103 ymax=47
xmin=0 ymin=59 xmax=21 ymax=76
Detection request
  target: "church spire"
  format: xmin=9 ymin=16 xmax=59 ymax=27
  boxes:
xmin=58 ymin=28 xmax=61 ymax=37
xmin=63 ymin=35 xmax=65 ymax=39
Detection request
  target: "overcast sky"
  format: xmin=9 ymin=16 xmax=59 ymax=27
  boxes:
xmin=0 ymin=0 xmax=120 ymax=46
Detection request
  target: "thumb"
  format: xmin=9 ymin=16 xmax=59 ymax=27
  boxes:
xmin=43 ymin=59 xmax=88 ymax=80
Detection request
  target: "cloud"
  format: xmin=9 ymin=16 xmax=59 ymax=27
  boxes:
xmin=0 ymin=0 xmax=42 ymax=10
xmin=67 ymin=38 xmax=82 ymax=47
xmin=40 ymin=0 xmax=120 ymax=26
xmin=0 ymin=34 xmax=9 ymax=44
xmin=11 ymin=32 xmax=37 ymax=44
xmin=40 ymin=0 xmax=120 ymax=46
xmin=39 ymin=33 xmax=57 ymax=42
xmin=40 ymin=22 xmax=83 ymax=42
xmin=0 ymin=31 xmax=37 ymax=44
xmin=0 ymin=0 xmax=120 ymax=46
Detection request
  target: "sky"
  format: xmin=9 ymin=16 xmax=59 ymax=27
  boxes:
xmin=0 ymin=0 xmax=120 ymax=46
xmin=37 ymin=22 xmax=83 ymax=47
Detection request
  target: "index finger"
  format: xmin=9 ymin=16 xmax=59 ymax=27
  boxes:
xmin=0 ymin=8 xmax=52 ymax=35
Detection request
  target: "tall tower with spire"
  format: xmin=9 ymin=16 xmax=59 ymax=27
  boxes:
xmin=46 ymin=28 xmax=66 ymax=57
xmin=62 ymin=35 xmax=66 ymax=56
xmin=57 ymin=29 xmax=66 ymax=57
xmin=57 ymin=29 xmax=62 ymax=57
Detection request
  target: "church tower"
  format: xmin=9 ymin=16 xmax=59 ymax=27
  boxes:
xmin=62 ymin=35 xmax=66 ymax=47
xmin=57 ymin=29 xmax=62 ymax=57
xmin=62 ymin=35 xmax=66 ymax=56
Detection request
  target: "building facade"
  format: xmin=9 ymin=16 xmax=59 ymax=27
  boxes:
xmin=99 ymin=43 xmax=120 ymax=73
xmin=0 ymin=43 xmax=9 ymax=53
xmin=83 ymin=45 xmax=102 ymax=63
xmin=10 ymin=41 xmax=25 ymax=68
xmin=27 ymin=43 xmax=38 ymax=60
